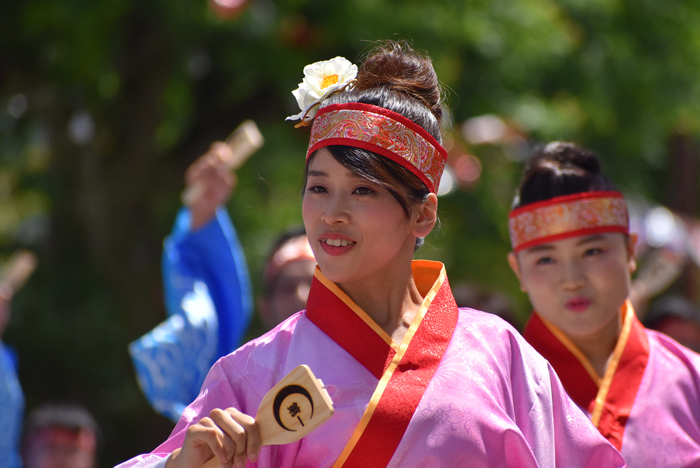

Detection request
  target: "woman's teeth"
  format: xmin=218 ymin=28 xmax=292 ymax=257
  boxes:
xmin=323 ymin=238 xmax=353 ymax=247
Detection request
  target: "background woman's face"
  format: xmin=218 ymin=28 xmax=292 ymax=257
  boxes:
xmin=265 ymin=258 xmax=316 ymax=328
xmin=512 ymin=233 xmax=636 ymax=340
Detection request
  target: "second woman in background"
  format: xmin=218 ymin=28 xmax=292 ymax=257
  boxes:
xmin=508 ymin=142 xmax=700 ymax=467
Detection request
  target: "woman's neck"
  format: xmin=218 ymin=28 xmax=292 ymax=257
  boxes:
xmin=338 ymin=258 xmax=424 ymax=344
xmin=569 ymin=313 xmax=623 ymax=378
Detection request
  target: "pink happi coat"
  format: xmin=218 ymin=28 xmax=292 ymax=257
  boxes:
xmin=116 ymin=261 xmax=624 ymax=468
xmin=525 ymin=301 xmax=700 ymax=467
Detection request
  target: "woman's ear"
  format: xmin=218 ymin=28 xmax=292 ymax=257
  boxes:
xmin=627 ymin=233 xmax=639 ymax=274
xmin=507 ymin=252 xmax=527 ymax=293
xmin=411 ymin=193 xmax=438 ymax=238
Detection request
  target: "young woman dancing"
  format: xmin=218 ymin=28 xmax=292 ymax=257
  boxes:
xmin=117 ymin=43 xmax=623 ymax=468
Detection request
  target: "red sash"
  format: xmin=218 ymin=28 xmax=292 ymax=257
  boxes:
xmin=305 ymin=260 xmax=459 ymax=468
xmin=523 ymin=301 xmax=649 ymax=450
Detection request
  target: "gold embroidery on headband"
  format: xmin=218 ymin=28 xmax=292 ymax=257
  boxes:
xmin=308 ymin=106 xmax=446 ymax=192
xmin=509 ymin=194 xmax=629 ymax=251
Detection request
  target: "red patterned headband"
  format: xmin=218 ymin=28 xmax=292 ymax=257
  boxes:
xmin=307 ymin=103 xmax=447 ymax=193
xmin=508 ymin=191 xmax=630 ymax=252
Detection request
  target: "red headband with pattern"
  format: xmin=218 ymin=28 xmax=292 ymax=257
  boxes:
xmin=508 ymin=191 xmax=630 ymax=252
xmin=307 ymin=103 xmax=447 ymax=193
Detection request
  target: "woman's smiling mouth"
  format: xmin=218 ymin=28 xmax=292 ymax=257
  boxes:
xmin=319 ymin=234 xmax=357 ymax=256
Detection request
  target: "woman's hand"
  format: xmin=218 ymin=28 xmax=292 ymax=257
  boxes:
xmin=166 ymin=407 xmax=261 ymax=468
xmin=185 ymin=142 xmax=237 ymax=231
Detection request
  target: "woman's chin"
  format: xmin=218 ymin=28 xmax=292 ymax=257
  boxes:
xmin=319 ymin=270 xmax=350 ymax=285
xmin=317 ymin=263 xmax=357 ymax=285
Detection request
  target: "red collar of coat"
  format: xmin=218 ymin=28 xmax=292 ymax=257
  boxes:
xmin=523 ymin=300 xmax=649 ymax=450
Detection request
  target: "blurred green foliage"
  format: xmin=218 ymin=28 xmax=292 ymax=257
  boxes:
xmin=2 ymin=0 xmax=700 ymax=464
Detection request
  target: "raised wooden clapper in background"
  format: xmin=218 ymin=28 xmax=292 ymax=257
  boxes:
xmin=200 ymin=364 xmax=334 ymax=468
xmin=182 ymin=119 xmax=264 ymax=207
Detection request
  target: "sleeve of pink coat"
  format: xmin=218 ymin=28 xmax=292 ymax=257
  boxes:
xmin=113 ymin=356 xmax=262 ymax=468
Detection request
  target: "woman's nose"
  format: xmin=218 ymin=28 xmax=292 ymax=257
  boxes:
xmin=321 ymin=194 xmax=350 ymax=225
xmin=561 ymin=261 xmax=586 ymax=290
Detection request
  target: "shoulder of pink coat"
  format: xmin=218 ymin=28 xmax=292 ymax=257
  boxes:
xmin=454 ymin=307 xmax=548 ymax=372
xmin=205 ymin=311 xmax=305 ymax=385
xmin=645 ymin=328 xmax=700 ymax=375
xmin=217 ymin=310 xmax=304 ymax=359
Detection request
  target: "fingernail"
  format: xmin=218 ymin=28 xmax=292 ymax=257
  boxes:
xmin=249 ymin=452 xmax=258 ymax=463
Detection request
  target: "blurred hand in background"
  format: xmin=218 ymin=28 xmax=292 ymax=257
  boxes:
xmin=185 ymin=142 xmax=237 ymax=231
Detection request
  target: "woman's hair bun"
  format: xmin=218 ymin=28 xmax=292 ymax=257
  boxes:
xmin=354 ymin=40 xmax=443 ymax=125
xmin=538 ymin=141 xmax=601 ymax=174
xmin=513 ymin=141 xmax=616 ymax=208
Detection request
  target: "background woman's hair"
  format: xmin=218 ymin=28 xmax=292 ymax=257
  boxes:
xmin=305 ymin=40 xmax=445 ymax=249
xmin=512 ymin=141 xmax=618 ymax=209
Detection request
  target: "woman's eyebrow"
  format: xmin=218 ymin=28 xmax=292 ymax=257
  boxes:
xmin=525 ymin=244 xmax=555 ymax=254
xmin=307 ymin=170 xmax=327 ymax=177
xmin=347 ymin=171 xmax=368 ymax=180
xmin=576 ymin=235 xmax=606 ymax=246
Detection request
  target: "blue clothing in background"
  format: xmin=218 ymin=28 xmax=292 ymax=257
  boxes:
xmin=0 ymin=341 xmax=23 ymax=468
xmin=129 ymin=207 xmax=252 ymax=422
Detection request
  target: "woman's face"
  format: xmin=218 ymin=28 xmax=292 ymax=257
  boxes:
xmin=509 ymin=233 xmax=637 ymax=340
xmin=302 ymin=149 xmax=427 ymax=286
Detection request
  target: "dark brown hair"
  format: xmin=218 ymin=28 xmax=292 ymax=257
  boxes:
xmin=304 ymin=40 xmax=444 ymax=248
xmin=513 ymin=141 xmax=618 ymax=209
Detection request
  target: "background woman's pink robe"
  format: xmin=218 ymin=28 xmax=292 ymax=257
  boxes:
xmin=603 ymin=331 xmax=700 ymax=466
xmin=116 ymin=304 xmax=624 ymax=467
xmin=525 ymin=304 xmax=700 ymax=467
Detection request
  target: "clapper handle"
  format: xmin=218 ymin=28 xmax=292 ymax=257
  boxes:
xmin=182 ymin=119 xmax=264 ymax=207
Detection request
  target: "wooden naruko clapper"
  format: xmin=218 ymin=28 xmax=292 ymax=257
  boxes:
xmin=200 ymin=365 xmax=334 ymax=468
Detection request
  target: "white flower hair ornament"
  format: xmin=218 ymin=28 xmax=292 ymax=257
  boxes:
xmin=286 ymin=56 xmax=358 ymax=127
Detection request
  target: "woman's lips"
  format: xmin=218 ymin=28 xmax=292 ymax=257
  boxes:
xmin=318 ymin=235 xmax=356 ymax=257
xmin=566 ymin=297 xmax=591 ymax=312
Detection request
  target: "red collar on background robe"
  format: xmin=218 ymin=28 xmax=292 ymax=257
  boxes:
xmin=523 ymin=300 xmax=649 ymax=450
xmin=304 ymin=260 xmax=459 ymax=468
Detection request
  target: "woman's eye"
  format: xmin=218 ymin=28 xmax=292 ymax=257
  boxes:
xmin=307 ymin=185 xmax=327 ymax=194
xmin=536 ymin=257 xmax=554 ymax=265
xmin=584 ymin=248 xmax=603 ymax=257
xmin=353 ymin=186 xmax=375 ymax=195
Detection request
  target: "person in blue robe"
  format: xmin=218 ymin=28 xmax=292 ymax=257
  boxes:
xmin=0 ymin=283 xmax=24 ymax=468
xmin=129 ymin=142 xmax=253 ymax=422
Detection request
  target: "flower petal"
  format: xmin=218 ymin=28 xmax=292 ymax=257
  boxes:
xmin=287 ymin=56 xmax=358 ymax=121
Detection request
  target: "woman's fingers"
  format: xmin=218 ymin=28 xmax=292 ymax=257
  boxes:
xmin=209 ymin=141 xmax=234 ymax=164
xmin=174 ymin=408 xmax=260 ymax=468
xmin=182 ymin=417 xmax=233 ymax=465
xmin=185 ymin=142 xmax=230 ymax=185
xmin=203 ymin=417 xmax=238 ymax=465
xmin=235 ymin=409 xmax=261 ymax=463
xmin=209 ymin=408 xmax=261 ymax=466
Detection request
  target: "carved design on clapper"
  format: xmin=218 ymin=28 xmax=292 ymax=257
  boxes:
xmin=273 ymin=384 xmax=314 ymax=431
xmin=200 ymin=365 xmax=334 ymax=468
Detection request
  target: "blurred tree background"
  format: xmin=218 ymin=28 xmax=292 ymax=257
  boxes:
xmin=1 ymin=0 xmax=700 ymax=464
